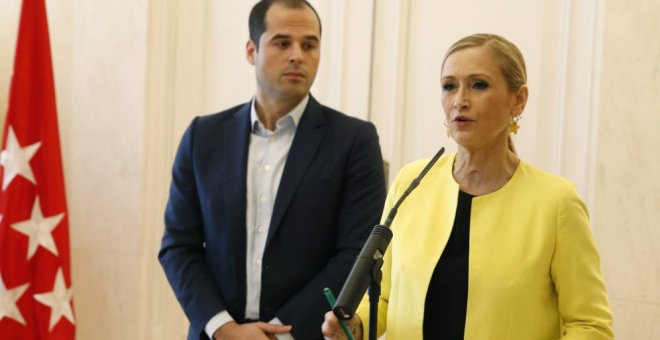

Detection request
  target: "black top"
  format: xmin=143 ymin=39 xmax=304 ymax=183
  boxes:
xmin=423 ymin=190 xmax=473 ymax=339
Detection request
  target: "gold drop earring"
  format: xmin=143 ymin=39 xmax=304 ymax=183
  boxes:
xmin=509 ymin=115 xmax=521 ymax=134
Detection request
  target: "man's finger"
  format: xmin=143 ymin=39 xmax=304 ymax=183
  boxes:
xmin=255 ymin=322 xmax=293 ymax=334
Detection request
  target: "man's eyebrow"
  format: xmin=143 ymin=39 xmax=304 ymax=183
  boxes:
xmin=270 ymin=34 xmax=320 ymax=42
xmin=270 ymin=34 xmax=291 ymax=41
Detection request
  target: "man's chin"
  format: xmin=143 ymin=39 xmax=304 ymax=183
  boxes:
xmin=279 ymin=87 xmax=311 ymax=99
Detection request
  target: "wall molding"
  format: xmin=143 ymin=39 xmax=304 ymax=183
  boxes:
xmin=555 ymin=0 xmax=603 ymax=208
xmin=368 ymin=0 xmax=411 ymax=181
xmin=586 ymin=0 xmax=605 ymax=211
xmin=138 ymin=1 xmax=208 ymax=338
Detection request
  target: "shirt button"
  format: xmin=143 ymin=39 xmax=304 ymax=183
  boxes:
xmin=264 ymin=164 xmax=271 ymax=171
xmin=260 ymin=195 xmax=267 ymax=202
xmin=255 ymin=259 xmax=262 ymax=265
xmin=257 ymin=226 xmax=266 ymax=233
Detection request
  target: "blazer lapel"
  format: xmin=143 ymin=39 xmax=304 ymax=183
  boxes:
xmin=222 ymin=102 xmax=251 ymax=296
xmin=266 ymin=96 xmax=324 ymax=247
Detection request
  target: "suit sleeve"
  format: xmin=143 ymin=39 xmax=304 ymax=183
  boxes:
xmin=552 ymin=185 xmax=614 ymax=339
xmin=158 ymin=118 xmax=227 ymax=340
xmin=274 ymin=122 xmax=387 ymax=339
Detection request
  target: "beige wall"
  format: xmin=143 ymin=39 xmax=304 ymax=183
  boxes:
xmin=65 ymin=1 xmax=147 ymax=338
xmin=592 ymin=0 xmax=660 ymax=338
xmin=0 ymin=0 xmax=658 ymax=339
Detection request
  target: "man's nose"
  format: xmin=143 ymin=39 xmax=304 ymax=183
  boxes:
xmin=289 ymin=44 xmax=303 ymax=63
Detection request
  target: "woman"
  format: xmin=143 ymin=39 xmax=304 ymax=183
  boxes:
xmin=322 ymin=34 xmax=613 ymax=339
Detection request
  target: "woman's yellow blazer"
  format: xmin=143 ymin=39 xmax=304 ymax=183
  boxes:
xmin=355 ymin=154 xmax=613 ymax=339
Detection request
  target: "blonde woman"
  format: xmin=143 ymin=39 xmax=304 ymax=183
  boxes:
xmin=322 ymin=33 xmax=613 ymax=339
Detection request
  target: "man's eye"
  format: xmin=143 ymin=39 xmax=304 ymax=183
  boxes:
xmin=276 ymin=41 xmax=289 ymax=48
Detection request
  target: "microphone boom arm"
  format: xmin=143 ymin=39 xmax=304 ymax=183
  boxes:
xmin=333 ymin=147 xmax=445 ymax=325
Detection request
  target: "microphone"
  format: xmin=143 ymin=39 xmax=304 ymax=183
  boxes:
xmin=333 ymin=147 xmax=445 ymax=320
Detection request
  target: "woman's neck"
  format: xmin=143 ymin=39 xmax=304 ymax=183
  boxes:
xmin=452 ymin=144 xmax=520 ymax=196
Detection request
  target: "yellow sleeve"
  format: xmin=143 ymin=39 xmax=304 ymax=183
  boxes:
xmin=552 ymin=185 xmax=614 ymax=339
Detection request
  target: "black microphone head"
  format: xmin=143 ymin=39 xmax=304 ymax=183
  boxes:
xmin=369 ymin=225 xmax=393 ymax=244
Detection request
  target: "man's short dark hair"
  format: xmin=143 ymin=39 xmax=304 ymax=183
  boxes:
xmin=248 ymin=0 xmax=322 ymax=49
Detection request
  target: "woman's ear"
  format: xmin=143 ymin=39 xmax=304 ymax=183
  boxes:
xmin=512 ymin=85 xmax=529 ymax=116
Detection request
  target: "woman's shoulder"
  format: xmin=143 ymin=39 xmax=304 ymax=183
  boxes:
xmin=396 ymin=154 xmax=454 ymax=181
xmin=386 ymin=154 xmax=456 ymax=198
xmin=516 ymin=160 xmax=580 ymax=198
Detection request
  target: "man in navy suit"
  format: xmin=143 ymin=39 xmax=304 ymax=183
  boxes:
xmin=158 ymin=1 xmax=386 ymax=339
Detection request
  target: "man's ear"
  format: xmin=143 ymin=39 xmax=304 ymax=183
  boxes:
xmin=246 ymin=39 xmax=257 ymax=65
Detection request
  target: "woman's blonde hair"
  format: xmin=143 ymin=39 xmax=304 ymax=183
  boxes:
xmin=442 ymin=34 xmax=527 ymax=152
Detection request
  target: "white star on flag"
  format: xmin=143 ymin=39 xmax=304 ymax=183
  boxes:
xmin=33 ymin=268 xmax=75 ymax=331
xmin=0 ymin=126 xmax=41 ymax=190
xmin=0 ymin=275 xmax=29 ymax=325
xmin=11 ymin=196 xmax=64 ymax=259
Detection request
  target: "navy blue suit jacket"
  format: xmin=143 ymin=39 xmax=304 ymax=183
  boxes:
xmin=159 ymin=96 xmax=386 ymax=339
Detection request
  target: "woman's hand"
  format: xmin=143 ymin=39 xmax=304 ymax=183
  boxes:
xmin=321 ymin=311 xmax=363 ymax=340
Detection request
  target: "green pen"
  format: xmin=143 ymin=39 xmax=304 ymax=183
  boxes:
xmin=323 ymin=287 xmax=355 ymax=340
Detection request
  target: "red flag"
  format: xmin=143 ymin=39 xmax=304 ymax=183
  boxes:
xmin=0 ymin=0 xmax=75 ymax=338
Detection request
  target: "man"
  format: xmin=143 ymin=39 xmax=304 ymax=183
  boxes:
xmin=158 ymin=1 xmax=386 ymax=339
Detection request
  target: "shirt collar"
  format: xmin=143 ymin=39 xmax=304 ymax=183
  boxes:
xmin=250 ymin=94 xmax=309 ymax=132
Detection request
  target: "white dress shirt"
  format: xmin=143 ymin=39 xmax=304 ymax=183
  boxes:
xmin=205 ymin=96 xmax=308 ymax=340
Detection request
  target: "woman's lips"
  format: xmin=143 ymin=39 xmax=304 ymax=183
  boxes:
xmin=452 ymin=115 xmax=474 ymax=127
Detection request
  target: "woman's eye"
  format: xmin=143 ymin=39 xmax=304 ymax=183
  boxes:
xmin=442 ymin=83 xmax=456 ymax=91
xmin=473 ymin=81 xmax=489 ymax=89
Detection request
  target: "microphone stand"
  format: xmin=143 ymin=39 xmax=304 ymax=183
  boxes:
xmin=367 ymin=253 xmax=384 ymax=340
xmin=334 ymin=147 xmax=445 ymax=340
xmin=366 ymin=227 xmax=387 ymax=340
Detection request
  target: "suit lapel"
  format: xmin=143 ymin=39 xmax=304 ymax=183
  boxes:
xmin=222 ymin=102 xmax=251 ymax=298
xmin=266 ymin=96 xmax=325 ymax=247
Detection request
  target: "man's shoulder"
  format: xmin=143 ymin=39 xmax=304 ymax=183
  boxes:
xmin=196 ymin=102 xmax=250 ymax=126
xmin=313 ymin=101 xmax=374 ymax=132
xmin=178 ymin=101 xmax=250 ymax=145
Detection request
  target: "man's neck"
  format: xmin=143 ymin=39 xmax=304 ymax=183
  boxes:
xmin=254 ymin=93 xmax=306 ymax=131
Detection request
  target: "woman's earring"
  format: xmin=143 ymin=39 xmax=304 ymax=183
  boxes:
xmin=444 ymin=119 xmax=451 ymax=138
xmin=509 ymin=115 xmax=521 ymax=134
